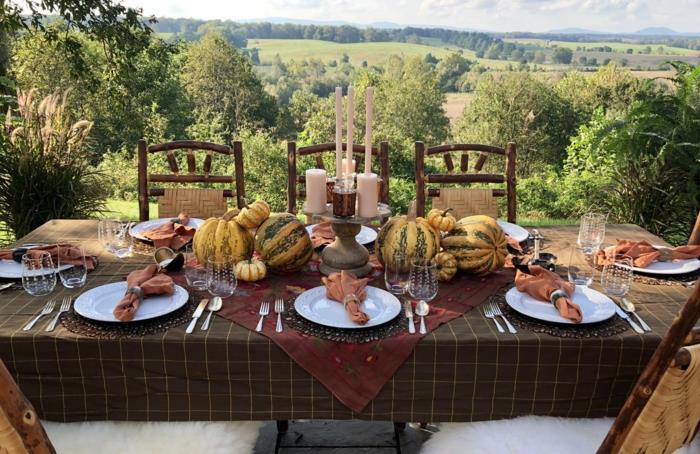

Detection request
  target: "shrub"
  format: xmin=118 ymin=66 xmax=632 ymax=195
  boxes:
xmin=0 ymin=89 xmax=107 ymax=238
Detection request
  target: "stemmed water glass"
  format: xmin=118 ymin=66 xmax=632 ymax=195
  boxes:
xmin=384 ymin=253 xmax=410 ymax=297
xmin=206 ymin=258 xmax=237 ymax=299
xmin=578 ymin=212 xmax=607 ymax=253
xmin=408 ymin=259 xmax=438 ymax=335
xmin=57 ymin=245 xmax=87 ymax=289
xmin=22 ymin=252 xmax=57 ymax=296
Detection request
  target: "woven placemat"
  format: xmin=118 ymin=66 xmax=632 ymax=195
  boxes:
xmin=286 ymin=302 xmax=407 ymax=344
xmin=61 ymin=300 xmax=195 ymax=339
xmin=632 ymin=270 xmax=699 ymax=286
xmin=492 ymin=289 xmax=629 ymax=338
xmin=132 ymin=239 xmax=156 ymax=256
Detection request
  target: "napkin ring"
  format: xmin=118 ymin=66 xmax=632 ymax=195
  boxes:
xmin=126 ymin=286 xmax=144 ymax=304
xmin=550 ymin=289 xmax=568 ymax=305
xmin=343 ymin=293 xmax=361 ymax=308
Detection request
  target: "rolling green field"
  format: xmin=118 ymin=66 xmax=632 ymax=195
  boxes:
xmin=504 ymin=38 xmax=698 ymax=56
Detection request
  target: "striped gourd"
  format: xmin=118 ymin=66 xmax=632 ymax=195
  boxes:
xmin=192 ymin=209 xmax=254 ymax=264
xmin=375 ymin=216 xmax=441 ymax=266
xmin=441 ymin=215 xmax=508 ymax=276
xmin=254 ymin=213 xmax=313 ymax=272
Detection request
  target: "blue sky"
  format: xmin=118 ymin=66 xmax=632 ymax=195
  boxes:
xmin=122 ymin=0 xmax=699 ymax=33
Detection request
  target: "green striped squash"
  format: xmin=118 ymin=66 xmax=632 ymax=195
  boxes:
xmin=441 ymin=215 xmax=508 ymax=276
xmin=375 ymin=216 xmax=441 ymax=266
xmin=192 ymin=209 xmax=254 ymax=264
xmin=254 ymin=213 xmax=313 ymax=272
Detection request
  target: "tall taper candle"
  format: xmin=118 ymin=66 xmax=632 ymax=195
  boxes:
xmin=364 ymin=87 xmax=374 ymax=174
xmin=335 ymin=87 xmax=343 ymax=179
xmin=346 ymin=85 xmax=354 ymax=181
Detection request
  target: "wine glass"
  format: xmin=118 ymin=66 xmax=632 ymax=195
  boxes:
xmin=601 ymin=255 xmax=633 ymax=298
xmin=384 ymin=253 xmax=410 ymax=296
xmin=206 ymin=258 xmax=237 ymax=299
xmin=57 ymin=245 xmax=87 ymax=288
xmin=184 ymin=245 xmax=208 ymax=291
xmin=408 ymin=259 xmax=438 ymax=334
xmin=22 ymin=252 xmax=57 ymax=296
xmin=567 ymin=245 xmax=596 ymax=286
xmin=578 ymin=212 xmax=607 ymax=253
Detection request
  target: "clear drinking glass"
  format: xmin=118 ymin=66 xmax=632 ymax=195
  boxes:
xmin=577 ymin=212 xmax=607 ymax=253
xmin=206 ymin=259 xmax=237 ymax=298
xmin=22 ymin=252 xmax=57 ymax=296
xmin=601 ymin=255 xmax=633 ymax=297
xmin=567 ymin=245 xmax=596 ymax=286
xmin=384 ymin=253 xmax=410 ymax=296
xmin=98 ymin=219 xmax=117 ymax=253
xmin=184 ymin=245 xmax=208 ymax=291
xmin=407 ymin=259 xmax=439 ymax=304
xmin=58 ymin=245 xmax=87 ymax=288
xmin=110 ymin=222 xmax=132 ymax=258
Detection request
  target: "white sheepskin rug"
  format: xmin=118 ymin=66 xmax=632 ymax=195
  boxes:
xmin=42 ymin=420 xmax=262 ymax=454
xmin=420 ymin=416 xmax=700 ymax=454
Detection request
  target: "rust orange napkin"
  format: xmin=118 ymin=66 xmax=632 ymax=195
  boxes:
xmin=142 ymin=213 xmax=195 ymax=250
xmin=515 ymin=265 xmax=582 ymax=323
xmin=113 ymin=264 xmax=175 ymax=322
xmin=321 ymin=270 xmax=370 ymax=325
xmin=598 ymin=240 xmax=700 ymax=268
xmin=311 ymin=222 xmax=335 ymax=248
xmin=0 ymin=243 xmax=97 ymax=271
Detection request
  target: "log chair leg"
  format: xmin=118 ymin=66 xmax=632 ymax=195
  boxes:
xmin=276 ymin=419 xmax=289 ymax=434
xmin=393 ymin=421 xmax=406 ymax=432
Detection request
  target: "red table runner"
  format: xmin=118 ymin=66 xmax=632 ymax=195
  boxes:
xmin=216 ymin=263 xmax=514 ymax=413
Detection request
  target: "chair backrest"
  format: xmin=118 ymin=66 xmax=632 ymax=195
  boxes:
xmin=690 ymin=211 xmax=700 ymax=246
xmin=0 ymin=360 xmax=55 ymax=453
xmin=415 ymin=142 xmax=517 ymax=222
xmin=287 ymin=141 xmax=389 ymax=214
xmin=597 ymin=280 xmax=700 ymax=453
xmin=137 ymin=139 xmax=245 ymax=221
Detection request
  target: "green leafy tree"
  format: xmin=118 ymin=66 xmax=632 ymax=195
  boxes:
xmin=553 ymin=47 xmax=573 ymax=64
xmin=435 ymin=53 xmax=472 ymax=92
xmin=182 ymin=32 xmax=278 ymax=137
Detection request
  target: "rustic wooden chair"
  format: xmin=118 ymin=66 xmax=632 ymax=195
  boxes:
xmin=689 ymin=211 xmax=700 ymax=246
xmin=286 ymin=141 xmax=389 ymax=214
xmin=137 ymin=140 xmax=245 ymax=221
xmin=597 ymin=280 xmax=700 ymax=453
xmin=0 ymin=360 xmax=54 ymax=453
xmin=415 ymin=142 xmax=517 ymax=222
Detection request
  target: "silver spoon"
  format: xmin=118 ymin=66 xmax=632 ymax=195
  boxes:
xmin=415 ymin=300 xmax=429 ymax=335
xmin=200 ymin=296 xmax=222 ymax=331
xmin=619 ymin=297 xmax=651 ymax=332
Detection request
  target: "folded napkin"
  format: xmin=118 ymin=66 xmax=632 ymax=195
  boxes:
xmin=311 ymin=222 xmax=335 ymax=248
xmin=321 ymin=270 xmax=370 ymax=325
xmin=142 ymin=213 xmax=195 ymax=250
xmin=113 ymin=264 xmax=175 ymax=322
xmin=0 ymin=243 xmax=97 ymax=271
xmin=515 ymin=265 xmax=582 ymax=323
xmin=598 ymin=240 xmax=700 ymax=268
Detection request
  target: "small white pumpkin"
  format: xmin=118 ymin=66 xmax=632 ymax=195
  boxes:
xmin=234 ymin=258 xmax=267 ymax=282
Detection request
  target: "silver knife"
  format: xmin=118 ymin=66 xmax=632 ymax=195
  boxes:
xmin=615 ymin=305 xmax=644 ymax=334
xmin=404 ymin=301 xmax=415 ymax=334
xmin=186 ymin=299 xmax=209 ymax=334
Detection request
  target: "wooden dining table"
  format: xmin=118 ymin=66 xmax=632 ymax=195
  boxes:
xmin=0 ymin=219 xmax=694 ymax=423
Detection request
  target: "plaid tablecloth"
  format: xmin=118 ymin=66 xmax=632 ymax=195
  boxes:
xmin=0 ymin=220 xmax=694 ymax=422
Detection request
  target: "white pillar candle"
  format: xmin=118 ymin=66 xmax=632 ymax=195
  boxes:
xmin=335 ymin=87 xmax=343 ymax=179
xmin=346 ymin=85 xmax=354 ymax=182
xmin=357 ymin=172 xmax=378 ymax=218
xmin=341 ymin=158 xmax=356 ymax=174
xmin=364 ymin=87 xmax=374 ymax=174
xmin=305 ymin=169 xmax=327 ymax=214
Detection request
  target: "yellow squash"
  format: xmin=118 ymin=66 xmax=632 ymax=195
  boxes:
xmin=427 ymin=208 xmax=457 ymax=233
xmin=375 ymin=215 xmax=441 ymax=266
xmin=441 ymin=215 xmax=508 ymax=276
xmin=192 ymin=209 xmax=253 ymax=264
xmin=235 ymin=200 xmax=271 ymax=229
xmin=254 ymin=213 xmax=313 ymax=272
xmin=433 ymin=251 xmax=458 ymax=282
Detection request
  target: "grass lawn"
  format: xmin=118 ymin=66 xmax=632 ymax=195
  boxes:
xmin=503 ymin=38 xmax=698 ymax=56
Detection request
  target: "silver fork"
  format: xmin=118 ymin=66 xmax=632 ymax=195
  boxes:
xmin=275 ymin=297 xmax=284 ymax=333
xmin=46 ymin=297 xmax=71 ymax=332
xmin=490 ymin=302 xmax=517 ymax=334
xmin=23 ymin=300 xmax=55 ymax=331
xmin=482 ymin=303 xmax=504 ymax=334
xmin=255 ymin=300 xmax=270 ymax=332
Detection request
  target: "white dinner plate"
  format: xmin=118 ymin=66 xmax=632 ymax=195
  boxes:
xmin=0 ymin=260 xmax=71 ymax=279
xmin=497 ymin=220 xmax=529 ymax=243
xmin=74 ymin=281 xmax=189 ymax=322
xmin=294 ymin=286 xmax=401 ymax=329
xmin=505 ymin=285 xmax=616 ymax=325
xmin=130 ymin=217 xmax=204 ymax=242
xmin=305 ymin=224 xmax=378 ymax=246
xmin=629 ymin=246 xmax=700 ymax=275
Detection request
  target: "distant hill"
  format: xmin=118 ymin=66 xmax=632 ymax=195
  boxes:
xmin=634 ymin=27 xmax=679 ymax=35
